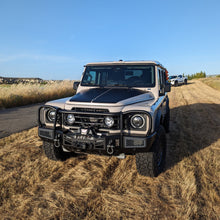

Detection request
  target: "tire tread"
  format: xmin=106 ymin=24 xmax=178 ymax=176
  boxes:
xmin=43 ymin=141 xmax=66 ymax=161
xmin=136 ymin=126 xmax=166 ymax=177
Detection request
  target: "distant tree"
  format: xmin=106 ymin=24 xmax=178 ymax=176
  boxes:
xmin=187 ymin=71 xmax=206 ymax=80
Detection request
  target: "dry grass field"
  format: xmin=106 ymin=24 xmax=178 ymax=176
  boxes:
xmin=0 ymin=80 xmax=75 ymax=109
xmin=0 ymin=80 xmax=220 ymax=219
xmin=200 ymin=76 xmax=220 ymax=92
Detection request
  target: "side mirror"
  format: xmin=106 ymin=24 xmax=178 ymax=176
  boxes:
xmin=73 ymin=81 xmax=80 ymax=90
xmin=165 ymin=82 xmax=171 ymax=92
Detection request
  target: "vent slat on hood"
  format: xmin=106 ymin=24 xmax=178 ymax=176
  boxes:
xmin=72 ymin=107 xmax=109 ymax=113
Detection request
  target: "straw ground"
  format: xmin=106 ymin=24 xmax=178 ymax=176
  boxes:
xmin=0 ymin=79 xmax=219 ymax=219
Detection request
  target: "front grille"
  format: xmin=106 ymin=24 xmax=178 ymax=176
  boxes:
xmin=63 ymin=112 xmax=120 ymax=129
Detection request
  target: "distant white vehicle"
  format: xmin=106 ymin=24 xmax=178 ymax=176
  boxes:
xmin=169 ymin=75 xmax=187 ymax=86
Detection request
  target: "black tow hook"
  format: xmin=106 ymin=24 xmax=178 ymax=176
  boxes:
xmin=54 ymin=139 xmax=60 ymax=148
xmin=107 ymin=145 xmax=114 ymax=155
xmin=54 ymin=134 xmax=61 ymax=148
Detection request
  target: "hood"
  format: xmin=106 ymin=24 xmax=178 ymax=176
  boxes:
xmin=68 ymin=88 xmax=154 ymax=106
xmin=46 ymin=97 xmax=71 ymax=109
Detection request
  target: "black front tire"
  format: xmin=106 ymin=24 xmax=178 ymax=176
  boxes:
xmin=184 ymin=79 xmax=187 ymax=84
xmin=136 ymin=126 xmax=167 ymax=177
xmin=174 ymin=81 xmax=178 ymax=87
xmin=43 ymin=141 xmax=68 ymax=161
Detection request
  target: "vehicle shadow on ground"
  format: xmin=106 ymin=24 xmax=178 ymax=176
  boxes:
xmin=165 ymin=103 xmax=220 ymax=170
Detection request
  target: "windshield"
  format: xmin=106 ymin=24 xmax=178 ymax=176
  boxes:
xmin=81 ymin=65 xmax=155 ymax=87
xmin=169 ymin=75 xmax=177 ymax=79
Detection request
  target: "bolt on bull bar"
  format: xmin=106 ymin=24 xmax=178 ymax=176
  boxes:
xmin=38 ymin=105 xmax=155 ymax=154
xmin=38 ymin=105 xmax=123 ymax=140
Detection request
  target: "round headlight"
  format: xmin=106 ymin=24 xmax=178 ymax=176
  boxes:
xmin=104 ymin=116 xmax=114 ymax=128
xmin=131 ymin=114 xmax=145 ymax=128
xmin=47 ymin=110 xmax=56 ymax=122
xmin=67 ymin=114 xmax=75 ymax=125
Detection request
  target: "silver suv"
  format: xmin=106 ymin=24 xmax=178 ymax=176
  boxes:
xmin=169 ymin=75 xmax=187 ymax=86
xmin=38 ymin=60 xmax=171 ymax=177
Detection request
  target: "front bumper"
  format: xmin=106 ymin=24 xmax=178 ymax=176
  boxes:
xmin=38 ymin=127 xmax=156 ymax=156
xmin=38 ymin=105 xmax=155 ymax=156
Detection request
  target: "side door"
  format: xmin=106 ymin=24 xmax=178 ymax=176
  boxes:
xmin=178 ymin=75 xmax=183 ymax=84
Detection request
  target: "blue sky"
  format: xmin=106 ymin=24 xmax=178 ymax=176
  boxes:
xmin=0 ymin=0 xmax=220 ymax=80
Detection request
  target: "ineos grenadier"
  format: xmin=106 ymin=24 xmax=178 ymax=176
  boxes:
xmin=38 ymin=60 xmax=171 ymax=177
